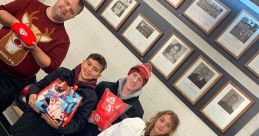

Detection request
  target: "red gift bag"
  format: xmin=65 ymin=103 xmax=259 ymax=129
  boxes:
xmin=89 ymin=89 xmax=127 ymax=130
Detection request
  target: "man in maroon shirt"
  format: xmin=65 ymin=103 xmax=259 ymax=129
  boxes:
xmin=0 ymin=0 xmax=84 ymax=112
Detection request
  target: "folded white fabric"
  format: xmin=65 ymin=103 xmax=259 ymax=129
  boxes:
xmin=98 ymin=117 xmax=145 ymax=136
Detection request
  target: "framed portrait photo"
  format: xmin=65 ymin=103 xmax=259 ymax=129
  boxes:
xmin=100 ymin=0 xmax=139 ymax=31
xmin=173 ymin=56 xmax=222 ymax=105
xmin=122 ymin=13 xmax=163 ymax=56
xmin=84 ymin=0 xmax=105 ymax=11
xmin=200 ymin=81 xmax=254 ymax=133
xmin=216 ymin=10 xmax=259 ymax=59
xmin=166 ymin=0 xmax=185 ymax=9
xmin=150 ymin=33 xmax=193 ymax=79
xmin=183 ymin=0 xmax=231 ymax=35
xmin=245 ymin=51 xmax=259 ymax=78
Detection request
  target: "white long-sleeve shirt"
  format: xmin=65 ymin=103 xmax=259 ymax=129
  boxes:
xmin=98 ymin=117 xmax=146 ymax=136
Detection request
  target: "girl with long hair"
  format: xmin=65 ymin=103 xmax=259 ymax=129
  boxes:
xmin=98 ymin=110 xmax=180 ymax=136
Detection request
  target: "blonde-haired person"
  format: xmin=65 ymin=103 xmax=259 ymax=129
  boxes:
xmin=98 ymin=110 xmax=180 ymax=136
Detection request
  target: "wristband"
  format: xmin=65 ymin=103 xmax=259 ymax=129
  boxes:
xmin=21 ymin=85 xmax=30 ymax=96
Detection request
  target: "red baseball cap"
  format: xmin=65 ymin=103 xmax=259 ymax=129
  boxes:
xmin=128 ymin=63 xmax=152 ymax=86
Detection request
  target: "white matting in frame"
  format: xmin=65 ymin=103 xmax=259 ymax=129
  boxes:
xmin=245 ymin=51 xmax=259 ymax=78
xmin=166 ymin=0 xmax=185 ymax=9
xmin=150 ymin=33 xmax=193 ymax=79
xmin=122 ymin=13 xmax=163 ymax=56
xmin=85 ymin=0 xmax=105 ymax=11
xmin=174 ymin=55 xmax=222 ymax=105
xmin=101 ymin=0 xmax=139 ymax=31
xmin=216 ymin=10 xmax=259 ymax=59
xmin=200 ymin=81 xmax=254 ymax=133
xmin=183 ymin=0 xmax=231 ymax=35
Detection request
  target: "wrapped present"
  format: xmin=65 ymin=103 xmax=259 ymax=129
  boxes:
xmin=35 ymin=79 xmax=82 ymax=127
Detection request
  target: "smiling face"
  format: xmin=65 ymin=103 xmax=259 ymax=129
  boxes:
xmin=78 ymin=58 xmax=102 ymax=81
xmin=50 ymin=0 xmax=82 ymax=23
xmin=153 ymin=114 xmax=173 ymax=136
xmin=200 ymin=67 xmax=209 ymax=77
xmin=227 ymin=94 xmax=238 ymax=107
xmin=169 ymin=44 xmax=181 ymax=56
xmin=124 ymin=72 xmax=144 ymax=92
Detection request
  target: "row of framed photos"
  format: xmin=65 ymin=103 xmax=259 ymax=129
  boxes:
xmin=162 ymin=0 xmax=259 ymax=80
xmin=86 ymin=0 xmax=258 ymax=61
xmin=165 ymin=0 xmax=259 ymax=61
xmin=85 ymin=0 xmax=259 ymax=79
xmin=154 ymin=53 xmax=255 ymax=133
xmin=84 ymin=0 xmax=256 ymax=134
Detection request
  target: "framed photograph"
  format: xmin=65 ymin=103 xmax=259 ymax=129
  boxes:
xmin=166 ymin=0 xmax=185 ymax=9
xmin=200 ymin=81 xmax=254 ymax=133
xmin=150 ymin=33 xmax=193 ymax=79
xmin=100 ymin=0 xmax=139 ymax=31
xmin=216 ymin=10 xmax=259 ymax=59
xmin=183 ymin=0 xmax=231 ymax=35
xmin=173 ymin=56 xmax=222 ymax=105
xmin=122 ymin=13 xmax=163 ymax=56
xmin=245 ymin=51 xmax=259 ymax=78
xmin=85 ymin=0 xmax=105 ymax=11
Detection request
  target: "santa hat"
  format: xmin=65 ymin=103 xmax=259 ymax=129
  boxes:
xmin=128 ymin=63 xmax=152 ymax=86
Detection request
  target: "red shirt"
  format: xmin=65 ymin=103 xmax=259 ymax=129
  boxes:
xmin=0 ymin=0 xmax=70 ymax=80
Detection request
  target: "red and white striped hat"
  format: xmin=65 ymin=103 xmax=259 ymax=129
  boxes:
xmin=128 ymin=63 xmax=152 ymax=86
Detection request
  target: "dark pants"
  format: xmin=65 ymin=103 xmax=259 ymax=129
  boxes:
xmin=65 ymin=123 xmax=100 ymax=136
xmin=10 ymin=111 xmax=57 ymax=136
xmin=0 ymin=70 xmax=35 ymax=112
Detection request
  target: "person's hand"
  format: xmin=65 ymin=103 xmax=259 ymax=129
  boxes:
xmin=23 ymin=42 xmax=37 ymax=50
xmin=41 ymin=114 xmax=59 ymax=129
xmin=98 ymin=127 xmax=105 ymax=132
xmin=28 ymin=94 xmax=40 ymax=113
